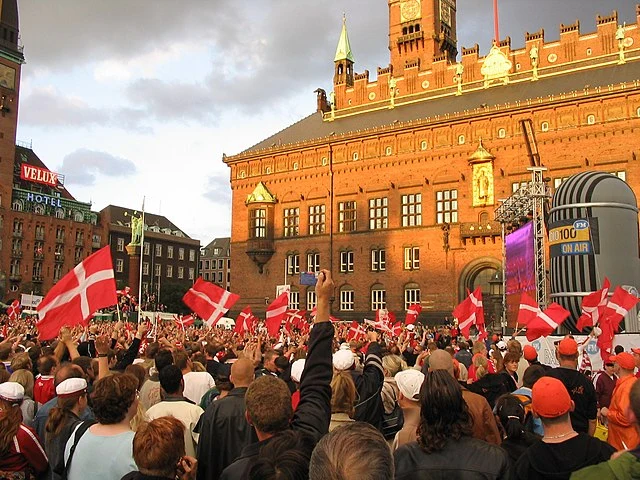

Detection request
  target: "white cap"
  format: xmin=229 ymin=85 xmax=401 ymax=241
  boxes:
xmin=0 ymin=382 xmax=24 ymax=404
xmin=56 ymin=378 xmax=88 ymax=397
xmin=291 ymin=359 xmax=306 ymax=383
xmin=496 ymin=340 xmax=507 ymax=351
xmin=395 ymin=369 xmax=425 ymax=401
xmin=332 ymin=349 xmax=355 ymax=370
xmin=339 ymin=343 xmax=350 ymax=351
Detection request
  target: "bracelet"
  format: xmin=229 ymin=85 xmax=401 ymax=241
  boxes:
xmin=97 ymin=354 xmax=108 ymax=358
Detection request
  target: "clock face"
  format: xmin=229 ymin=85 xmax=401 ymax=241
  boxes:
xmin=401 ymin=0 xmax=421 ymax=23
xmin=440 ymin=0 xmax=451 ymax=26
xmin=0 ymin=64 xmax=15 ymax=90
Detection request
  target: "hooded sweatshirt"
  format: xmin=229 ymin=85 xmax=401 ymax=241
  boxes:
xmin=514 ymin=433 xmax=615 ymax=479
xmin=571 ymin=448 xmax=640 ymax=480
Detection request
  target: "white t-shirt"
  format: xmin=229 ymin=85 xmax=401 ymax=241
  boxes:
xmin=182 ymin=371 xmax=215 ymax=405
xmin=146 ymin=400 xmax=204 ymax=457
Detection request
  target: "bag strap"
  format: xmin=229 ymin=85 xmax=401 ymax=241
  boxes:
xmin=61 ymin=421 xmax=95 ymax=480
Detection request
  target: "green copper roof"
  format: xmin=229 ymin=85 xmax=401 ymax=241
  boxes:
xmin=334 ymin=16 xmax=354 ymax=63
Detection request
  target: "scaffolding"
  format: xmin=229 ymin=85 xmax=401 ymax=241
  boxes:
xmin=495 ymin=167 xmax=552 ymax=311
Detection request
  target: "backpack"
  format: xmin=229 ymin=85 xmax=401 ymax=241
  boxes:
xmin=54 ymin=421 xmax=95 ymax=480
xmin=512 ymin=393 xmax=535 ymax=433
xmin=381 ymin=388 xmax=404 ymax=440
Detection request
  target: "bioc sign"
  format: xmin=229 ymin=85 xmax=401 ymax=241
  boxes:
xmin=20 ymin=163 xmax=61 ymax=187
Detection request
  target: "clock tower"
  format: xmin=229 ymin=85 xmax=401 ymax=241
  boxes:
xmin=388 ymin=0 xmax=457 ymax=73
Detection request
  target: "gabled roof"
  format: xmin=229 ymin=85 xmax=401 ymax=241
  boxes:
xmin=246 ymin=182 xmax=277 ymax=204
xmin=100 ymin=205 xmax=192 ymax=240
xmin=15 ymin=145 xmax=76 ymax=200
xmin=238 ymin=60 xmax=640 ymax=156
xmin=202 ymin=237 xmax=231 ymax=258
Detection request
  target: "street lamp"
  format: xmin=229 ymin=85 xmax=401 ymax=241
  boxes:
xmin=488 ymin=270 xmax=505 ymax=335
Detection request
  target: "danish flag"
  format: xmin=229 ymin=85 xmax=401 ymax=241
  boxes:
xmin=597 ymin=286 xmax=640 ymax=361
xmin=265 ymin=292 xmax=289 ymax=337
xmin=116 ymin=286 xmax=131 ymax=297
xmin=453 ymin=287 xmax=484 ymax=339
xmin=347 ymin=321 xmax=366 ymax=341
xmin=576 ymin=278 xmax=611 ymax=332
xmin=518 ymin=294 xmax=570 ymax=341
xmin=182 ymin=278 xmax=239 ymax=327
xmin=174 ymin=314 xmax=194 ymax=329
xmin=37 ymin=246 xmax=117 ymax=340
xmin=234 ymin=306 xmax=257 ymax=336
xmin=7 ymin=299 xmax=21 ymax=321
xmin=405 ymin=304 xmax=422 ymax=325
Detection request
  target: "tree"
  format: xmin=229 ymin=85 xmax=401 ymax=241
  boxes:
xmin=161 ymin=282 xmax=191 ymax=314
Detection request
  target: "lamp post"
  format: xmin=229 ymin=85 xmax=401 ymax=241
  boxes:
xmin=488 ymin=270 xmax=505 ymax=335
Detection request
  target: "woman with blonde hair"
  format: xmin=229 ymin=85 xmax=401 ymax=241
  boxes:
xmin=8 ymin=369 xmax=36 ymax=426
xmin=329 ymin=370 xmax=357 ymax=431
xmin=0 ymin=382 xmax=48 ymax=477
xmin=381 ymin=354 xmax=406 ymax=414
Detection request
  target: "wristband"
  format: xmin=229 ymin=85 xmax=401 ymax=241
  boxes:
xmin=98 ymin=353 xmax=108 ymax=358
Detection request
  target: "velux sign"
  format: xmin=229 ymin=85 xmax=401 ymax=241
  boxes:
xmin=20 ymin=164 xmax=61 ymax=187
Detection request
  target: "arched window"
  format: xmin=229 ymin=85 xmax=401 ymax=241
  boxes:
xmin=34 ymin=204 xmax=45 ymax=215
xmin=479 ymin=212 xmax=490 ymax=224
xmin=12 ymin=199 xmax=22 ymax=211
xmin=74 ymin=211 xmax=84 ymax=222
xmin=55 ymin=208 xmax=65 ymax=219
xmin=404 ymin=283 xmax=421 ymax=310
xmin=370 ymin=284 xmax=386 ymax=311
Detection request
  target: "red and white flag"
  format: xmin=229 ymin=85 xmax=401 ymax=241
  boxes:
xmin=524 ymin=302 xmax=571 ymax=341
xmin=182 ymin=278 xmax=239 ymax=327
xmin=576 ymin=278 xmax=611 ymax=332
xmin=116 ymin=286 xmax=131 ymax=297
xmin=7 ymin=299 xmax=21 ymax=321
xmin=347 ymin=321 xmax=366 ymax=341
xmin=174 ymin=314 xmax=194 ymax=328
xmin=36 ymin=246 xmax=117 ymax=340
xmin=405 ymin=304 xmax=422 ymax=325
xmin=234 ymin=306 xmax=257 ymax=336
xmin=597 ymin=286 xmax=640 ymax=361
xmin=517 ymin=292 xmax=540 ymax=326
xmin=266 ymin=292 xmax=289 ymax=337
xmin=453 ymin=287 xmax=484 ymax=339
xmin=391 ymin=321 xmax=403 ymax=337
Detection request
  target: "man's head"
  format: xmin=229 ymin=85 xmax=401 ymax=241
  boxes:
xmin=133 ymin=416 xmax=185 ymax=478
xmin=54 ymin=363 xmax=84 ymax=387
xmin=263 ymin=350 xmax=278 ymax=373
xmin=172 ymin=351 xmax=191 ymax=372
xmin=614 ymin=345 xmax=625 ymax=355
xmin=72 ymin=356 xmax=95 ymax=382
xmin=0 ymin=343 xmax=12 ymax=361
xmin=395 ymin=369 xmax=424 ymax=404
xmin=611 ymin=352 xmax=635 ymax=376
xmin=532 ymin=376 xmax=574 ymax=426
xmin=523 ymin=345 xmax=538 ymax=363
xmin=230 ymin=358 xmax=254 ymax=388
xmin=428 ymin=349 xmax=454 ymax=377
xmin=632 ymin=348 xmax=640 ymax=369
xmin=522 ymin=365 xmax=545 ymax=389
xmin=38 ymin=355 xmax=58 ymax=376
xmin=556 ymin=337 xmax=579 ymax=366
xmin=154 ymin=349 xmax=174 ymax=373
xmin=245 ymin=375 xmax=292 ymax=437
xmin=309 ymin=422 xmax=394 ymax=480
xmin=158 ymin=364 xmax=183 ymax=396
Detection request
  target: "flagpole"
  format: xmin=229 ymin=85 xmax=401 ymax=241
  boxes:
xmin=116 ymin=301 xmax=122 ymax=323
xmin=137 ymin=197 xmax=146 ymax=324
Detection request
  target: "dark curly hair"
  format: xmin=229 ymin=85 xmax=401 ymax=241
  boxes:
xmin=91 ymin=373 xmax=138 ymax=424
xmin=417 ymin=370 xmax=472 ymax=453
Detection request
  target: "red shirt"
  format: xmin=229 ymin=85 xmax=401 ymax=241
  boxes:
xmin=0 ymin=424 xmax=48 ymax=474
xmin=33 ymin=375 xmax=55 ymax=405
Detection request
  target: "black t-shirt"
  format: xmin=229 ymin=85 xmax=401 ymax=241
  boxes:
xmin=514 ymin=433 xmax=615 ymax=479
xmin=546 ymin=367 xmax=597 ymax=434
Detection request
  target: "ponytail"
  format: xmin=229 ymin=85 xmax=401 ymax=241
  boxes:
xmin=45 ymin=395 xmax=83 ymax=442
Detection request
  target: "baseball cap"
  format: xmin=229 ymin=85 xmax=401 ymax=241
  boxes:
xmin=496 ymin=341 xmax=507 ymax=351
xmin=56 ymin=378 xmax=88 ymax=397
xmin=523 ymin=345 xmax=538 ymax=361
xmin=610 ymin=352 xmax=635 ymax=370
xmin=532 ymin=377 xmax=572 ymax=418
xmin=395 ymin=369 xmax=425 ymax=401
xmin=290 ymin=359 xmax=306 ymax=383
xmin=631 ymin=348 xmax=640 ymax=355
xmin=333 ymin=349 xmax=355 ymax=370
xmin=0 ymin=382 xmax=24 ymax=405
xmin=558 ymin=338 xmax=578 ymax=356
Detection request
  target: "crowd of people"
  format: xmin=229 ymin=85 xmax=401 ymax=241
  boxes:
xmin=1 ymin=268 xmax=640 ymax=479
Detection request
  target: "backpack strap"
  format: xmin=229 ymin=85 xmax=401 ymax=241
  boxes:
xmin=61 ymin=421 xmax=95 ymax=480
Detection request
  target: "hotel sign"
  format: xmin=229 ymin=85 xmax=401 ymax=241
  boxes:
xmin=25 ymin=192 xmax=63 ymax=208
xmin=20 ymin=164 xmax=62 ymax=187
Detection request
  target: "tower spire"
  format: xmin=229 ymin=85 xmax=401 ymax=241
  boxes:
xmin=334 ymin=14 xmax=355 ymax=63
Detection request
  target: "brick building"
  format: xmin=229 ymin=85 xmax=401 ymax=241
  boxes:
xmin=100 ymin=205 xmax=201 ymax=302
xmin=0 ymin=2 xmax=102 ymax=301
xmin=200 ymin=237 xmax=231 ymax=290
xmin=225 ymin=1 xmax=640 ymax=324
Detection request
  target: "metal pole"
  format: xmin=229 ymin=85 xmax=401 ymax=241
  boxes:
xmin=137 ymin=198 xmax=145 ymax=324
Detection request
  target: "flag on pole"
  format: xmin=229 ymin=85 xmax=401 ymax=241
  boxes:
xmin=516 ymin=292 xmax=540 ymax=326
xmin=182 ymin=278 xmax=239 ymax=327
xmin=174 ymin=314 xmax=194 ymax=329
xmin=7 ymin=299 xmax=21 ymax=321
xmin=405 ymin=304 xmax=422 ymax=325
xmin=597 ymin=286 xmax=640 ymax=361
xmin=347 ymin=321 xmax=366 ymax=341
xmin=576 ymin=278 xmax=611 ymax=332
xmin=234 ymin=307 xmax=257 ymax=336
xmin=37 ymin=246 xmax=117 ymax=340
xmin=266 ymin=292 xmax=289 ymax=337
xmin=523 ymin=301 xmax=571 ymax=341
xmin=453 ymin=287 xmax=484 ymax=339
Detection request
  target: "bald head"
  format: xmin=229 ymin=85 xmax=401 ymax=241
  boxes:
xmin=54 ymin=363 xmax=84 ymax=387
xmin=231 ymin=358 xmax=255 ymax=388
xmin=428 ymin=349 xmax=454 ymax=377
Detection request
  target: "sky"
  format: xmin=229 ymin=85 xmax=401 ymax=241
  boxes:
xmin=15 ymin=0 xmax=638 ymax=245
